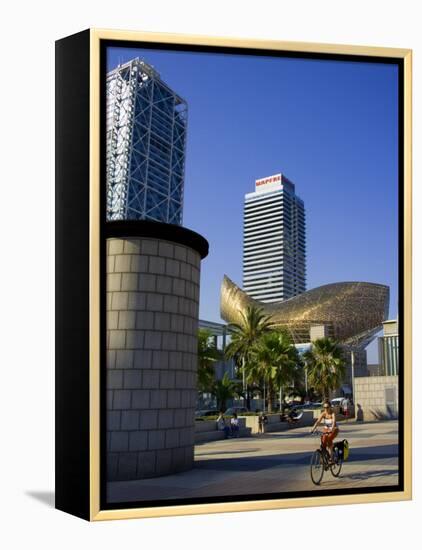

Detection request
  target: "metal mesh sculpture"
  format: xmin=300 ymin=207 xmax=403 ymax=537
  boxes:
xmin=220 ymin=275 xmax=389 ymax=349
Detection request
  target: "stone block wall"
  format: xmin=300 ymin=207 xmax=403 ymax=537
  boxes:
xmin=106 ymin=236 xmax=201 ymax=481
xmin=354 ymin=375 xmax=399 ymax=421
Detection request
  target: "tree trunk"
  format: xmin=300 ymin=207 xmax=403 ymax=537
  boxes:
xmin=246 ymin=386 xmax=251 ymax=410
xmin=241 ymin=356 xmax=246 ymax=394
xmin=267 ymin=382 xmax=274 ymax=413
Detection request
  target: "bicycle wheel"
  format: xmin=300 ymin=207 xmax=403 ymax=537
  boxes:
xmin=330 ymin=449 xmax=343 ymax=477
xmin=310 ymin=450 xmax=324 ymax=485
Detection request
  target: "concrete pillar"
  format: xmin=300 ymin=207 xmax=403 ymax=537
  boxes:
xmin=310 ymin=324 xmax=327 ymax=341
xmin=105 ymin=222 xmax=208 ymax=482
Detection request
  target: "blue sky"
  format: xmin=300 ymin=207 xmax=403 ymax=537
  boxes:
xmin=107 ymin=48 xmax=399 ymax=362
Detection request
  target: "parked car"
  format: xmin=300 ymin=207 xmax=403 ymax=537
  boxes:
xmin=224 ymin=406 xmax=249 ymax=416
xmin=309 ymin=402 xmax=323 ymax=410
xmin=195 ymin=409 xmax=219 ymax=420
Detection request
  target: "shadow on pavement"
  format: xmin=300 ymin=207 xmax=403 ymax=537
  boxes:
xmin=340 ymin=469 xmax=399 ymax=481
xmin=265 ymin=432 xmax=311 ymax=440
xmin=194 ymin=444 xmax=399 ymax=472
xmin=196 ymin=448 xmax=261 ymax=456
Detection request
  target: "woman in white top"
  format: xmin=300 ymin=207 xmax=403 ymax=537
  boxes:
xmin=311 ymin=400 xmax=339 ymax=462
xmin=230 ymin=413 xmax=240 ymax=437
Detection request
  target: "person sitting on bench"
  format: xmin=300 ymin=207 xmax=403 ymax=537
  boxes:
xmin=230 ymin=413 xmax=240 ymax=437
xmin=216 ymin=411 xmax=231 ymax=438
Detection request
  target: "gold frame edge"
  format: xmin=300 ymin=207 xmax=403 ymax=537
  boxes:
xmin=90 ymin=29 xmax=101 ymax=521
xmin=88 ymin=28 xmax=412 ymax=521
xmin=403 ymin=50 xmax=412 ymax=501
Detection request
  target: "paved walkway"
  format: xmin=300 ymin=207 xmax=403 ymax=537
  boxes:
xmin=107 ymin=420 xmax=399 ymax=503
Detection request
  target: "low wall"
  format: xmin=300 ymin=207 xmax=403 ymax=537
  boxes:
xmin=244 ymin=411 xmax=314 ymax=434
xmin=194 ymin=418 xmax=251 ymax=443
xmin=195 ymin=420 xmax=220 ymax=434
xmin=354 ymin=375 xmax=399 ymax=421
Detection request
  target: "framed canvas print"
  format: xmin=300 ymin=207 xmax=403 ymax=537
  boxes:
xmin=55 ymin=29 xmax=412 ymax=521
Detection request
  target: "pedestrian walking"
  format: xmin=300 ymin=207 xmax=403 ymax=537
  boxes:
xmin=258 ymin=411 xmax=268 ymax=434
xmin=342 ymin=397 xmax=350 ymax=421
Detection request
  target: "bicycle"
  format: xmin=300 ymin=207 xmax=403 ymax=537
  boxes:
xmin=309 ymin=430 xmax=343 ymax=485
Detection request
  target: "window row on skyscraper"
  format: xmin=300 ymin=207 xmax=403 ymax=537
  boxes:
xmin=242 ymin=174 xmax=306 ymax=303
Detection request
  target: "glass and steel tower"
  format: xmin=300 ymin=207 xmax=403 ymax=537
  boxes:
xmin=242 ymin=173 xmax=306 ymax=303
xmin=106 ymin=58 xmax=187 ymax=223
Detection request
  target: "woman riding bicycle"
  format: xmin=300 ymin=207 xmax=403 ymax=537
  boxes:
xmin=310 ymin=399 xmax=339 ymax=463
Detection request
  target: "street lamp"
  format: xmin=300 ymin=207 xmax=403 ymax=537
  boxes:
xmin=263 ymin=378 xmax=266 ymax=413
xmin=242 ymin=356 xmax=246 ymax=406
xmin=350 ymin=348 xmax=356 ymax=411
xmin=305 ymin=369 xmax=308 ymax=397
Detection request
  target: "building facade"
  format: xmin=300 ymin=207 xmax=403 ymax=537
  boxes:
xmin=106 ymin=58 xmax=187 ymax=223
xmin=378 ymin=319 xmax=399 ymax=375
xmin=197 ymin=320 xmax=235 ymax=410
xmin=368 ymin=363 xmax=384 ymax=376
xmin=243 ymin=174 xmax=306 ymax=303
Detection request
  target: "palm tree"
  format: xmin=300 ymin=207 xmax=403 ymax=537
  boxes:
xmin=212 ymin=372 xmax=238 ymax=412
xmin=197 ymin=329 xmax=222 ymax=393
xmin=225 ymin=305 xmax=273 ymax=407
xmin=285 ymin=355 xmax=307 ymax=401
xmin=252 ymin=331 xmax=299 ymax=412
xmin=303 ymin=337 xmax=346 ymax=400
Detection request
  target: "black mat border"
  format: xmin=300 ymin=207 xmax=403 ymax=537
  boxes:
xmin=99 ymin=38 xmax=405 ymax=512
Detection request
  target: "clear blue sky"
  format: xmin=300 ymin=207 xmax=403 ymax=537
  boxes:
xmin=107 ymin=47 xmax=399 ymax=362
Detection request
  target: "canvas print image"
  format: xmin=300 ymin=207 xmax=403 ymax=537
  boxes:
xmin=103 ymin=44 xmax=400 ymax=507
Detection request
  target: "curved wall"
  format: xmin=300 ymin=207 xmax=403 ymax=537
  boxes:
xmin=106 ymin=233 xmax=204 ymax=481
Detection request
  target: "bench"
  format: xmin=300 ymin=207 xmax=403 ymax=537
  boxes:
xmin=194 ymin=418 xmax=252 ymax=444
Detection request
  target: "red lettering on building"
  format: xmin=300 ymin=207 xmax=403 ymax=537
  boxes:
xmin=256 ymin=174 xmax=281 ymax=187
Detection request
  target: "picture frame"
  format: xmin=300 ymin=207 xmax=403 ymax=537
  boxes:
xmin=55 ymin=28 xmax=412 ymax=521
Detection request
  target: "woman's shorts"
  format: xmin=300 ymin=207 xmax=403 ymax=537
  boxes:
xmin=322 ymin=427 xmax=339 ymax=446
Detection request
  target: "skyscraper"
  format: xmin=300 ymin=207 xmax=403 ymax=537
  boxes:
xmin=106 ymin=58 xmax=187 ymax=223
xmin=242 ymin=173 xmax=306 ymax=303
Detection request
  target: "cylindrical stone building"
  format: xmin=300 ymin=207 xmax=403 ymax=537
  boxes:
xmin=105 ymin=221 xmax=208 ymax=482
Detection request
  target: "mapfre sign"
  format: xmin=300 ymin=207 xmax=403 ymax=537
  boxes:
xmin=255 ymin=173 xmax=282 ymax=193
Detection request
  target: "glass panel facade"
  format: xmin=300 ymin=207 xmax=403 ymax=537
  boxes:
xmin=383 ymin=335 xmax=399 ymax=375
xmin=378 ymin=332 xmax=399 ymax=376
